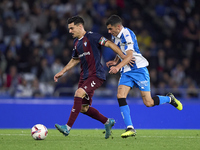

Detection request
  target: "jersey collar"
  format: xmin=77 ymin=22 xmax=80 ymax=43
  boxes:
xmin=116 ymin=27 xmax=124 ymax=38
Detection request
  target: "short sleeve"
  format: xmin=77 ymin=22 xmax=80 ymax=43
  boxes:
xmin=72 ymin=47 xmax=78 ymax=58
xmin=72 ymin=40 xmax=79 ymax=58
xmin=88 ymin=32 xmax=108 ymax=46
xmin=122 ymin=34 xmax=134 ymax=51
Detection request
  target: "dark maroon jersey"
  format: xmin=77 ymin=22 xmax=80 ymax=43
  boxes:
xmin=72 ymin=31 xmax=108 ymax=80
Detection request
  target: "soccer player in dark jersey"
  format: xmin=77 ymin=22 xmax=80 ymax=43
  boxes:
xmin=54 ymin=16 xmax=132 ymax=139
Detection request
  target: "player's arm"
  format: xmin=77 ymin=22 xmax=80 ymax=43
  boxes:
xmin=106 ymin=55 xmax=120 ymax=68
xmin=54 ymin=58 xmax=80 ymax=82
xmin=105 ymin=40 xmax=135 ymax=66
xmin=104 ymin=40 xmax=126 ymax=59
xmin=109 ymin=50 xmax=133 ymax=74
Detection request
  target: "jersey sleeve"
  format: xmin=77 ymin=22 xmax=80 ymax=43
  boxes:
xmin=98 ymin=36 xmax=108 ymax=46
xmin=123 ymin=33 xmax=135 ymax=51
xmin=89 ymin=32 xmax=108 ymax=46
xmin=72 ymin=48 xmax=78 ymax=58
xmin=71 ymin=40 xmax=79 ymax=58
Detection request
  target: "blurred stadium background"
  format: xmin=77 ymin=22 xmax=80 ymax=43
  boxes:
xmin=0 ymin=0 xmax=199 ymax=129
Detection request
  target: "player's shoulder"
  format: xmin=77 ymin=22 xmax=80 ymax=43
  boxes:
xmin=86 ymin=31 xmax=102 ymax=37
xmin=86 ymin=31 xmax=104 ymax=43
xmin=122 ymin=27 xmax=136 ymax=41
xmin=123 ymin=27 xmax=135 ymax=36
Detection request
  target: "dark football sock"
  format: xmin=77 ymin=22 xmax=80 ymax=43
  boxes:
xmin=152 ymin=96 xmax=160 ymax=106
xmin=83 ymin=107 xmax=108 ymax=124
xmin=67 ymin=97 xmax=82 ymax=127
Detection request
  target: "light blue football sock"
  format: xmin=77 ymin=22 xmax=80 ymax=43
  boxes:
xmin=120 ymin=105 xmax=133 ymax=127
xmin=157 ymin=95 xmax=170 ymax=105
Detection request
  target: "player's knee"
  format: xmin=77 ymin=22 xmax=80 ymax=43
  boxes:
xmin=80 ymin=105 xmax=89 ymax=113
xmin=117 ymin=93 xmax=124 ymax=99
xmin=74 ymin=88 xmax=85 ymax=97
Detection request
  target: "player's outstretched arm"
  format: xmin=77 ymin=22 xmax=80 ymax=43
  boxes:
xmin=54 ymin=58 xmax=80 ymax=82
xmin=109 ymin=50 xmax=133 ymax=74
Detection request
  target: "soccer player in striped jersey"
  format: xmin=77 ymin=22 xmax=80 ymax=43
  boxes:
xmin=54 ymin=16 xmax=133 ymax=139
xmin=106 ymin=15 xmax=183 ymax=138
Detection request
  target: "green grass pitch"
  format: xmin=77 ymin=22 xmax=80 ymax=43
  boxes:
xmin=0 ymin=129 xmax=199 ymax=150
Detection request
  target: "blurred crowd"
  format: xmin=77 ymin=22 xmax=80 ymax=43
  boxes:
xmin=0 ymin=0 xmax=199 ymax=99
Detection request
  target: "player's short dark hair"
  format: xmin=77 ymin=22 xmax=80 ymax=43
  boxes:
xmin=106 ymin=15 xmax=122 ymax=26
xmin=67 ymin=16 xmax=84 ymax=25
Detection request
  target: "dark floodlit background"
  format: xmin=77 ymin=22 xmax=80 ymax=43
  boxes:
xmin=0 ymin=0 xmax=199 ymax=129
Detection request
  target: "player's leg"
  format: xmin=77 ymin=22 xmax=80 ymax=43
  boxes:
xmin=117 ymin=85 xmax=136 ymax=138
xmin=81 ymin=104 xmax=108 ymax=125
xmin=140 ymin=91 xmax=182 ymax=110
xmin=81 ymin=105 xmax=115 ymax=139
xmin=66 ymin=88 xmax=85 ymax=127
xmin=80 ymin=77 xmax=108 ymax=124
xmin=117 ymin=85 xmax=132 ymax=128
xmin=140 ymin=91 xmax=158 ymax=107
xmin=117 ymin=73 xmax=137 ymax=138
xmin=135 ymin=67 xmax=182 ymax=110
xmin=80 ymin=76 xmax=115 ymax=139
xmin=55 ymin=88 xmax=85 ymax=136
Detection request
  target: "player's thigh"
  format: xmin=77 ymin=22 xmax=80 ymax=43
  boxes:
xmin=140 ymin=91 xmax=154 ymax=106
xmin=117 ymin=85 xmax=131 ymax=98
xmin=80 ymin=76 xmax=104 ymax=105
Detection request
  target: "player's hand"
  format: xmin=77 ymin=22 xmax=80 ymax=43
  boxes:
xmin=128 ymin=57 xmax=136 ymax=67
xmin=54 ymin=71 xmax=64 ymax=82
xmin=106 ymin=61 xmax=117 ymax=68
xmin=109 ymin=66 xmax=120 ymax=74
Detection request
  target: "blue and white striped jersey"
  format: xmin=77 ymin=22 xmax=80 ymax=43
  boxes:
xmin=112 ymin=27 xmax=149 ymax=73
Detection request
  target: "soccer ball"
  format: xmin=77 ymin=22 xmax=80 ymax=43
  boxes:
xmin=31 ymin=124 xmax=48 ymax=140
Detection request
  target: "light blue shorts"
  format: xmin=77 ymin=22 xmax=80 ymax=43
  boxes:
xmin=118 ymin=67 xmax=150 ymax=91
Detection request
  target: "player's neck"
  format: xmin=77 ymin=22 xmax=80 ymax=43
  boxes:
xmin=78 ymin=30 xmax=86 ymax=40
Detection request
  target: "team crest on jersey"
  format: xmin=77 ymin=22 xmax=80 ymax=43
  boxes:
xmin=84 ymin=41 xmax=87 ymax=46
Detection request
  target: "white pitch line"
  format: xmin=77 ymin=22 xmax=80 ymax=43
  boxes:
xmin=0 ymin=134 xmax=199 ymax=138
xmin=0 ymin=133 xmax=62 ymax=136
xmin=0 ymin=134 xmax=30 ymax=136
xmin=138 ymin=135 xmax=200 ymax=138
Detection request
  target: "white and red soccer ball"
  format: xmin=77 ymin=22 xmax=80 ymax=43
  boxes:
xmin=31 ymin=124 xmax=48 ymax=140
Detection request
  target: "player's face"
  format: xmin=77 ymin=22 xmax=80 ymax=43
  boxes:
xmin=68 ymin=23 xmax=81 ymax=38
xmin=107 ymin=24 xmax=120 ymax=37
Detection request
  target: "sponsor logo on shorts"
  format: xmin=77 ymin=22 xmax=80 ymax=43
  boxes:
xmin=137 ymin=80 xmax=148 ymax=89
